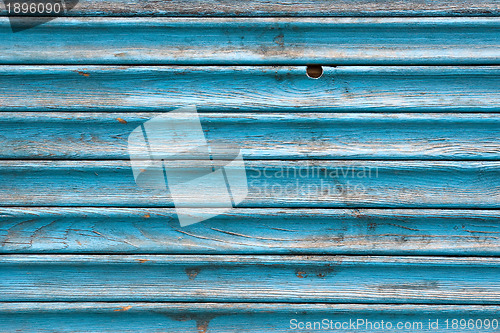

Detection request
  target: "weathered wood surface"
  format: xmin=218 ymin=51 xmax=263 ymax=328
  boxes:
xmin=1 ymin=160 xmax=498 ymax=208
xmin=0 ymin=3 xmax=498 ymax=329
xmin=1 ymin=112 xmax=499 ymax=160
xmin=3 ymin=0 xmax=500 ymax=17
xmin=0 ymin=303 xmax=499 ymax=333
xmin=0 ymin=18 xmax=499 ymax=65
xmin=0 ymin=66 xmax=498 ymax=112
xmin=1 ymin=255 xmax=499 ymax=303
xmin=1 ymin=208 xmax=499 ymax=255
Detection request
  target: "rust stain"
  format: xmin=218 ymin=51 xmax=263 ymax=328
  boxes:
xmin=117 ymin=118 xmax=127 ymax=124
xmin=296 ymin=271 xmax=306 ymax=278
xmin=273 ymin=33 xmax=284 ymax=47
xmin=295 ymin=264 xmax=336 ymax=279
xmin=114 ymin=305 xmax=132 ymax=312
xmin=316 ymin=272 xmax=327 ymax=278
xmin=185 ymin=268 xmax=200 ymax=280
xmin=76 ymin=240 xmax=82 ymax=246
xmin=196 ymin=319 xmax=210 ymax=333
xmin=169 ymin=314 xmax=216 ymax=333
xmin=77 ymin=71 xmax=90 ymax=77
xmin=144 ymin=213 xmax=151 ymax=218
xmin=136 ymin=259 xmax=149 ymax=263
xmin=353 ymin=208 xmax=363 ymax=218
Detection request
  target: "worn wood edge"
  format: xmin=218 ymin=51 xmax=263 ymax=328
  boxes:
xmin=0 ymin=303 xmax=498 ymax=333
xmin=2 ymin=302 xmax=499 ymax=311
xmin=4 ymin=111 xmax=500 ymax=121
xmin=0 ymin=112 xmax=499 ymax=159
xmin=1 ymin=208 xmax=499 ymax=255
xmin=2 ymin=0 xmax=500 ymax=17
xmin=1 ymin=160 xmax=498 ymax=208
xmin=0 ymin=255 xmax=499 ymax=303
xmin=0 ymin=66 xmax=498 ymax=112
xmin=0 ymin=18 xmax=499 ymax=65
xmin=2 ymin=254 xmax=499 ymax=264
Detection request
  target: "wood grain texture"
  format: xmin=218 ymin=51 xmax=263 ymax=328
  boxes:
xmin=0 ymin=2 xmax=498 ymax=327
xmin=0 ymin=303 xmax=499 ymax=333
xmin=0 ymin=66 xmax=499 ymax=112
xmin=3 ymin=0 xmax=500 ymax=17
xmin=1 ymin=208 xmax=499 ymax=255
xmin=1 ymin=112 xmax=499 ymax=160
xmin=1 ymin=255 xmax=499 ymax=303
xmin=0 ymin=18 xmax=499 ymax=65
xmin=1 ymin=160 xmax=498 ymax=208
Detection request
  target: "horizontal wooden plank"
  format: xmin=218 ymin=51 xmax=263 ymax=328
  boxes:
xmin=0 ymin=18 xmax=499 ymax=65
xmin=0 ymin=66 xmax=499 ymax=112
xmin=3 ymin=0 xmax=500 ymax=17
xmin=0 ymin=255 xmax=499 ymax=303
xmin=0 ymin=303 xmax=499 ymax=333
xmin=0 ymin=160 xmax=498 ymax=208
xmin=1 ymin=208 xmax=499 ymax=255
xmin=1 ymin=113 xmax=499 ymax=160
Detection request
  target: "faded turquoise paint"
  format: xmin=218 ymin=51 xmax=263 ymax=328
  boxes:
xmin=1 ymin=112 xmax=499 ymax=159
xmin=0 ymin=303 xmax=498 ymax=333
xmin=1 ymin=255 xmax=500 ymax=303
xmin=0 ymin=66 xmax=498 ymax=112
xmin=0 ymin=18 xmax=499 ymax=65
xmin=0 ymin=1 xmax=499 ymax=332
xmin=1 ymin=208 xmax=499 ymax=255
xmin=0 ymin=160 xmax=499 ymax=207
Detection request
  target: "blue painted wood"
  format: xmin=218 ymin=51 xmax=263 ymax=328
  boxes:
xmin=0 ymin=18 xmax=498 ymax=65
xmin=3 ymin=0 xmax=500 ymax=17
xmin=0 ymin=3 xmax=499 ymax=330
xmin=0 ymin=303 xmax=499 ymax=333
xmin=1 ymin=112 xmax=499 ymax=160
xmin=1 ymin=255 xmax=499 ymax=303
xmin=0 ymin=66 xmax=498 ymax=112
xmin=1 ymin=208 xmax=499 ymax=255
xmin=0 ymin=160 xmax=498 ymax=208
